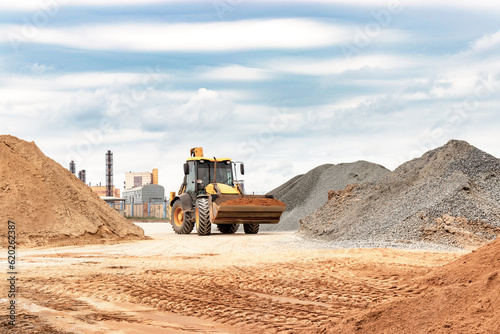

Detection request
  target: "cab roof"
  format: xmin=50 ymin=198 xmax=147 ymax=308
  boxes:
xmin=186 ymin=157 xmax=232 ymax=162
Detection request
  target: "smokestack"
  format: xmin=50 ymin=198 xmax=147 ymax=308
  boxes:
xmin=69 ymin=160 xmax=76 ymax=174
xmin=78 ymin=170 xmax=86 ymax=184
xmin=106 ymin=150 xmax=113 ymax=197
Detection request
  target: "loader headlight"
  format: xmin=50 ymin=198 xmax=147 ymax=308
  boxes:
xmin=196 ymin=179 xmax=204 ymax=190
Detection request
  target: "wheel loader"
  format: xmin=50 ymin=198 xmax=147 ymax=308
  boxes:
xmin=169 ymin=147 xmax=286 ymax=236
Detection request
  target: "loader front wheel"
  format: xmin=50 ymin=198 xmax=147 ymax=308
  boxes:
xmin=243 ymin=223 xmax=259 ymax=234
xmin=217 ymin=224 xmax=239 ymax=234
xmin=196 ymin=197 xmax=211 ymax=236
xmin=171 ymin=201 xmax=194 ymax=234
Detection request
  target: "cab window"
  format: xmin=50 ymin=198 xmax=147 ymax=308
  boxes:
xmin=185 ymin=161 xmax=196 ymax=194
xmin=197 ymin=161 xmax=233 ymax=186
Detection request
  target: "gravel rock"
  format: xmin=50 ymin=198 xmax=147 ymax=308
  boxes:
xmin=264 ymin=161 xmax=390 ymax=231
xmin=300 ymin=140 xmax=500 ymax=249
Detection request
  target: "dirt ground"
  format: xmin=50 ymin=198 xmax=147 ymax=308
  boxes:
xmin=1 ymin=223 xmax=465 ymax=334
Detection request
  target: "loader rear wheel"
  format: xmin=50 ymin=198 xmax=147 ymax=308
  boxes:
xmin=171 ymin=201 xmax=194 ymax=234
xmin=217 ymin=224 xmax=239 ymax=234
xmin=244 ymin=223 xmax=259 ymax=234
xmin=196 ymin=197 xmax=211 ymax=236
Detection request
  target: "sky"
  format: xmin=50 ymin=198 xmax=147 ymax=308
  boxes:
xmin=1 ymin=0 xmax=500 ymax=194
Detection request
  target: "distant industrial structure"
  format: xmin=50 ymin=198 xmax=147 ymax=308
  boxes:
xmin=78 ymin=170 xmax=86 ymax=183
xmin=68 ymin=160 xmax=85 ymax=185
xmin=124 ymin=168 xmax=158 ymax=190
xmin=69 ymin=151 xmax=165 ymax=214
xmin=87 ymin=150 xmax=120 ymax=199
xmin=69 ymin=160 xmax=76 ymax=174
xmin=106 ymin=150 xmax=113 ymax=197
xmin=123 ymin=184 xmax=165 ymax=204
xmin=68 ymin=160 xmax=86 ymax=184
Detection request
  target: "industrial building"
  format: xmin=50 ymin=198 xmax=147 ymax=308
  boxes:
xmin=123 ymin=184 xmax=165 ymax=204
xmin=125 ymin=169 xmax=158 ymax=190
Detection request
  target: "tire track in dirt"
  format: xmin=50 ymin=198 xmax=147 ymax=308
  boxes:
xmin=19 ymin=256 xmax=434 ymax=333
xmin=0 ymin=310 xmax=68 ymax=334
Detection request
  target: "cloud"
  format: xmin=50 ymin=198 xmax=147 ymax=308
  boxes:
xmin=0 ymin=19 xmax=352 ymax=52
xmin=2 ymin=0 xmax=500 ymax=12
xmin=254 ymin=0 xmax=500 ymax=10
xmin=2 ymin=0 xmax=500 ymax=194
xmin=466 ymin=29 xmax=500 ymax=54
xmin=2 ymin=67 xmax=499 ymax=193
xmin=0 ymin=0 xmax=195 ymax=11
xmin=200 ymin=65 xmax=271 ymax=81
xmin=266 ymin=54 xmax=420 ymax=76
xmin=0 ymin=71 xmax=169 ymax=119
xmin=177 ymin=88 xmax=234 ymax=125
xmin=0 ymin=71 xmax=166 ymax=90
xmin=27 ymin=62 xmax=54 ymax=74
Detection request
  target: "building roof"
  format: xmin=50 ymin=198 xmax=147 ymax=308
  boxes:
xmin=100 ymin=196 xmax=125 ymax=202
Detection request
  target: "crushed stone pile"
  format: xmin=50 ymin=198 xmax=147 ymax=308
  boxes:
xmin=301 ymin=140 xmax=500 ymax=249
xmin=264 ymin=161 xmax=390 ymax=231
xmin=0 ymin=135 xmax=146 ymax=247
xmin=329 ymin=237 xmax=500 ymax=333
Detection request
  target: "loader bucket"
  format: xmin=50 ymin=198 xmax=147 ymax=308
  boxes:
xmin=211 ymin=195 xmax=286 ymax=224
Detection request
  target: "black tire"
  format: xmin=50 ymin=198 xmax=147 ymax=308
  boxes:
xmin=217 ymin=224 xmax=239 ymax=234
xmin=196 ymin=197 xmax=211 ymax=236
xmin=170 ymin=201 xmax=194 ymax=234
xmin=243 ymin=223 xmax=259 ymax=234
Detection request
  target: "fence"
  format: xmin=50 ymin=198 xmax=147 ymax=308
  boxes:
xmin=109 ymin=202 xmax=170 ymax=219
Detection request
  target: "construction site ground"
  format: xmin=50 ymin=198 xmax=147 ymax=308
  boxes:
xmin=2 ymin=223 xmax=465 ymax=334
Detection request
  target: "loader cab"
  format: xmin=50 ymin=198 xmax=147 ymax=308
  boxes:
xmin=196 ymin=159 xmax=234 ymax=188
xmin=182 ymin=158 xmax=235 ymax=198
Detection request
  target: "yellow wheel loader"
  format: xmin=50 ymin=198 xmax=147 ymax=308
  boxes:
xmin=170 ymin=147 xmax=286 ymax=236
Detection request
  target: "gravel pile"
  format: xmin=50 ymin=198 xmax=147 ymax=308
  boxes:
xmin=263 ymin=161 xmax=389 ymax=231
xmin=300 ymin=140 xmax=500 ymax=249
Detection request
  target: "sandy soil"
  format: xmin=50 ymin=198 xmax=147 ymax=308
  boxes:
xmin=0 ymin=135 xmax=145 ymax=247
xmin=1 ymin=223 xmax=464 ymax=333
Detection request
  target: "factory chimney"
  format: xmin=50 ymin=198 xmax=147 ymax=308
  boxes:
xmin=78 ymin=170 xmax=86 ymax=184
xmin=69 ymin=160 xmax=76 ymax=174
xmin=106 ymin=150 xmax=113 ymax=197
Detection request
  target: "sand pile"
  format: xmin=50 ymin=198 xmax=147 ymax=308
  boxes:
xmin=330 ymin=237 xmax=500 ymax=333
xmin=223 ymin=198 xmax=286 ymax=206
xmin=264 ymin=161 xmax=389 ymax=231
xmin=301 ymin=140 xmax=500 ymax=249
xmin=0 ymin=135 xmax=146 ymax=247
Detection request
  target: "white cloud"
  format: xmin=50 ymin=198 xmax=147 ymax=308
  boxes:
xmin=467 ymin=30 xmax=500 ymax=54
xmin=0 ymin=0 xmax=194 ymax=11
xmin=2 ymin=0 xmax=500 ymax=11
xmin=27 ymin=62 xmax=54 ymax=74
xmin=3 ymin=68 xmax=499 ymax=193
xmin=177 ymin=88 xmax=234 ymax=124
xmin=0 ymin=71 xmax=169 ymax=94
xmin=255 ymin=0 xmax=500 ymax=10
xmin=266 ymin=54 xmax=420 ymax=76
xmin=200 ymin=65 xmax=271 ymax=81
xmin=0 ymin=19 xmax=352 ymax=52
xmin=2 ymin=14 xmax=500 ymax=194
